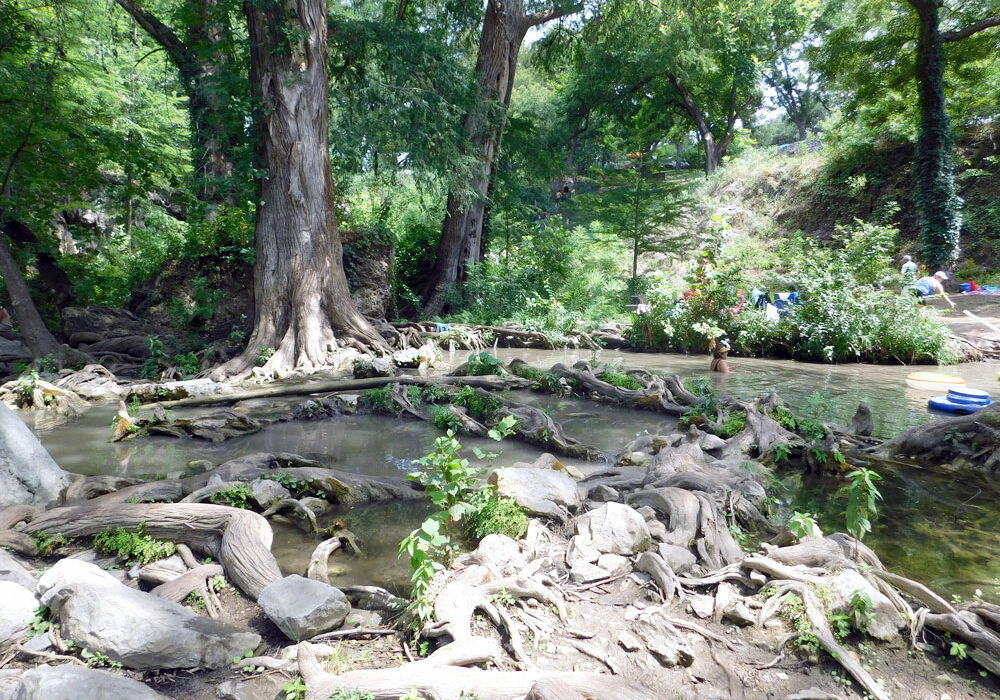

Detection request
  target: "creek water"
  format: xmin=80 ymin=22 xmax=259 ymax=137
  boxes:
xmin=31 ymin=349 xmax=1000 ymax=600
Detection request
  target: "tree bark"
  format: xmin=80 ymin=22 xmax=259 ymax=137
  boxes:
xmin=211 ymin=0 xmax=383 ymax=379
xmin=908 ymin=0 xmax=961 ymax=270
xmin=422 ymin=1 xmax=580 ymax=317
xmin=3 ymin=219 xmax=75 ymax=309
xmin=0 ymin=232 xmax=64 ymax=358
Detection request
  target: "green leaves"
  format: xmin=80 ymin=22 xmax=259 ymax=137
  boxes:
xmin=845 ymin=467 xmax=882 ymax=541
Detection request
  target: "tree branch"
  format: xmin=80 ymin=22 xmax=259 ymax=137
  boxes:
xmin=941 ymin=14 xmax=1000 ymax=42
xmin=113 ymin=0 xmax=198 ymax=85
xmin=524 ymin=2 xmax=583 ymax=30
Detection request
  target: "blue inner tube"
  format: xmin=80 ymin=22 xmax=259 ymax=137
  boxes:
xmin=946 ymin=387 xmax=992 ymax=403
xmin=946 ymin=392 xmax=991 ymax=406
xmin=929 ymin=396 xmax=994 ymax=414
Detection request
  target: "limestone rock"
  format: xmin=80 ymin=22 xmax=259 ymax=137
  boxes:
xmin=617 ymin=451 xmax=652 ymax=468
xmin=353 ymin=356 xmax=393 ymax=379
xmin=216 ymin=676 xmax=286 ymax=700
xmin=0 ymin=550 xmax=35 ymax=591
xmin=587 ymin=484 xmax=619 ymax=502
xmin=657 ymin=543 xmax=697 ymax=575
xmin=596 ymin=553 xmax=631 ymax=576
xmin=565 ymin=535 xmax=601 ymax=567
xmin=13 ymin=664 xmax=169 ymax=700
xmin=0 ymin=582 xmax=36 ymax=648
xmin=37 ymin=559 xmax=259 ymax=669
xmin=826 ymin=569 xmax=904 ymax=641
xmin=646 ymin=519 xmax=668 ymax=542
xmin=342 ymin=609 xmax=383 ymax=629
xmin=617 ymin=630 xmax=642 ymax=652
xmin=0 ymin=402 xmax=71 ymax=508
xmin=568 ymin=561 xmax=609 ymax=584
xmin=251 ymin=478 xmax=291 ymax=508
xmin=687 ymin=594 xmax=715 ymax=619
xmin=575 ymin=503 xmax=651 ymax=555
xmin=489 ymin=467 xmax=580 ymax=518
xmin=465 ymin=534 xmax=524 ymax=574
xmin=258 ymin=575 xmax=350 ymax=641
xmin=0 ymin=670 xmax=20 ymax=699
xmin=699 ymin=433 xmax=727 ymax=452
xmin=633 ymin=613 xmax=694 ymax=667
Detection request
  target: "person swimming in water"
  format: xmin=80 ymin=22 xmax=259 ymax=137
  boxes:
xmin=710 ymin=340 xmax=732 ymax=373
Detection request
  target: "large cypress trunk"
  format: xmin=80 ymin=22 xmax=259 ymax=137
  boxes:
xmin=910 ymin=0 xmax=962 ymax=270
xmin=212 ymin=0 xmax=382 ymax=379
xmin=0 ymin=232 xmax=63 ymax=359
xmin=421 ymin=1 xmax=524 ymax=317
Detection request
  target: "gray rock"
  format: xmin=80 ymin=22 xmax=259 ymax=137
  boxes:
xmin=596 ymin=553 xmax=631 ymax=576
xmin=0 ymin=670 xmax=20 ymax=700
xmin=687 ymin=593 xmax=715 ymax=619
xmin=0 ymin=582 xmax=36 ymax=648
xmin=37 ymin=559 xmax=259 ymax=669
xmin=489 ymin=467 xmax=580 ymax=518
xmin=575 ymin=503 xmax=651 ymax=555
xmin=0 ymin=338 xmax=30 ymax=359
xmin=617 ymin=630 xmax=642 ymax=652
xmin=22 ymin=633 xmax=52 ymax=653
xmin=299 ymin=496 xmax=331 ymax=514
xmin=699 ymin=433 xmax=727 ymax=452
xmin=565 ymin=535 xmax=601 ymax=567
xmin=587 ymin=484 xmax=619 ymax=502
xmin=216 ymin=677 xmax=286 ymax=700
xmin=657 ymin=543 xmax=697 ymax=575
xmin=466 ymin=534 xmax=524 ymax=574
xmin=723 ymin=603 xmax=756 ymax=627
xmin=341 ymin=609 xmax=383 ymax=629
xmin=616 ymin=451 xmax=651 ymax=468
xmin=826 ymin=569 xmax=904 ymax=641
xmin=785 ymin=689 xmax=845 ymax=700
xmin=633 ymin=613 xmax=694 ymax=667
xmin=848 ymin=402 xmax=874 ymax=437
xmin=251 ymin=478 xmax=291 ymax=508
xmin=0 ymin=403 xmax=71 ymax=508
xmin=353 ymin=356 xmax=393 ymax=379
xmin=646 ymin=519 xmax=669 ymax=542
xmin=634 ymin=506 xmax=658 ymax=521
xmin=0 ymin=550 xmax=35 ymax=591
xmin=258 ymin=575 xmax=350 ymax=641
xmin=568 ymin=561 xmax=609 ymax=584
xmin=13 ymin=665 xmax=168 ymax=700
xmin=391 ymin=348 xmax=421 ymax=368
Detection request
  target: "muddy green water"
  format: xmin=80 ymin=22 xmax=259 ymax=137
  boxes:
xmin=31 ymin=350 xmax=1000 ymax=600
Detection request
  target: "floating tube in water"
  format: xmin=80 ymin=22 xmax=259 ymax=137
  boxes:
xmin=945 ymin=387 xmax=992 ymax=403
xmin=928 ymin=395 xmax=993 ymax=414
xmin=906 ymin=371 xmax=966 ymax=392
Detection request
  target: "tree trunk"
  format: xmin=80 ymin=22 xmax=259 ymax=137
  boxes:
xmin=0 ymin=232 xmax=64 ymax=358
xmin=909 ymin=0 xmax=962 ymax=270
xmin=421 ymin=2 xmax=524 ymax=317
xmin=114 ymin=0 xmax=238 ymax=205
xmin=795 ymin=117 xmax=807 ymax=142
xmin=211 ymin=0 xmax=383 ymax=379
xmin=3 ymin=219 xmax=75 ymax=309
xmin=422 ymin=1 xmax=580 ymax=317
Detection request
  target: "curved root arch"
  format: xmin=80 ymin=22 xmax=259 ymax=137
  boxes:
xmin=23 ymin=502 xmax=282 ymax=599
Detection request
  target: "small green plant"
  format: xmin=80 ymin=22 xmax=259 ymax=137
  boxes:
xmin=34 ymin=530 xmax=69 ymax=556
xmin=429 ymin=404 xmax=464 ymax=433
xmin=399 ymin=415 xmax=518 ymax=624
xmin=282 ymin=676 xmax=307 ymax=700
xmin=773 ymin=442 xmax=793 ymax=463
xmin=364 ymin=385 xmax=398 ymax=414
xmin=950 ymin=641 xmax=968 ymax=660
xmin=80 ymin=647 xmax=121 ymax=670
xmin=719 ymin=410 xmax=747 ymax=438
xmin=788 ymin=511 xmax=821 ymax=539
xmin=780 ymin=593 xmax=820 ymax=654
xmin=29 ymin=606 xmax=51 ymax=635
xmin=260 ymin=470 xmax=309 ymax=493
xmin=467 ymin=352 xmax=507 ymax=376
xmin=488 ymin=589 xmax=515 ymax=607
xmin=466 ymin=490 xmax=529 ymax=541
xmin=256 ymin=345 xmax=275 ymax=366
xmin=849 ymin=590 xmax=875 ymax=634
xmin=209 ymin=483 xmax=254 ymax=509
xmin=211 ymin=574 xmax=228 ymax=592
xmin=185 ymin=591 xmax=207 ymax=611
xmin=845 ymin=467 xmax=882 ymax=541
xmin=597 ymin=365 xmax=642 ymax=390
xmin=325 ymin=690 xmax=375 ymax=700
xmin=93 ymin=523 xmax=176 ymax=565
xmin=830 ymin=611 xmax=852 ymax=641
xmin=172 ymin=351 xmax=200 ymax=378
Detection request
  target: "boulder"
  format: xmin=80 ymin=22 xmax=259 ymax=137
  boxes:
xmin=575 ymin=503 xmax=651 ymax=555
xmin=633 ymin=613 xmax=694 ymax=667
xmin=489 ymin=467 xmax=581 ymax=518
xmin=466 ymin=534 xmax=524 ymax=574
xmin=251 ymin=478 xmax=291 ymax=508
xmin=568 ymin=561 xmax=609 ymax=584
xmin=0 ymin=338 xmax=30 ymax=360
xmin=144 ymin=410 xmax=260 ymax=442
xmin=353 ymin=356 xmax=393 ymax=379
xmin=826 ymin=569 xmax=904 ymax=641
xmin=587 ymin=484 xmax=619 ymax=502
xmin=616 ymin=451 xmax=651 ymax=468
xmin=596 ymin=553 xmax=631 ymax=576
xmin=258 ymin=575 xmax=350 ymax=641
xmin=657 ymin=544 xmax=697 ymax=575
xmin=13 ymin=665 xmax=169 ymax=700
xmin=0 ymin=582 xmax=36 ymax=649
xmin=37 ymin=559 xmax=259 ymax=669
xmin=0 ymin=402 xmax=71 ymax=508
xmin=216 ymin=676 xmax=287 ymax=700
xmin=565 ymin=535 xmax=600 ymax=567
xmin=0 ymin=670 xmax=20 ymax=699
xmin=0 ymin=550 xmax=36 ymax=591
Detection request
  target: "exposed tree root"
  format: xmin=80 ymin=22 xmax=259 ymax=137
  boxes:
xmin=22 ymin=502 xmax=282 ymax=599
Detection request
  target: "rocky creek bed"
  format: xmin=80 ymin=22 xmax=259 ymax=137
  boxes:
xmin=1 ymin=355 xmax=1000 ymax=700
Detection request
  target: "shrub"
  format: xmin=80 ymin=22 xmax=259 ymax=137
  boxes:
xmin=466 ymin=490 xmax=529 ymax=541
xmin=93 ymin=523 xmax=176 ymax=565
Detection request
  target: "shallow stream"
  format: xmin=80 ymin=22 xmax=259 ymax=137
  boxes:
xmin=31 ymin=349 xmax=1000 ymax=600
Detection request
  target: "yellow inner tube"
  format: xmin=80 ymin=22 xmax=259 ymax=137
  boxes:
xmin=907 ymin=371 xmax=965 ymax=385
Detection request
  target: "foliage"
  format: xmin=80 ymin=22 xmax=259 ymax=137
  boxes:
xmin=467 ymin=352 xmax=508 ymax=377
xmin=849 ymin=590 xmax=875 ymax=634
xmin=209 ymin=484 xmax=253 ymax=510
xmin=597 ymin=366 xmax=642 ymax=391
xmin=93 ymin=523 xmax=176 ymax=565
xmin=788 ymin=511 xmax=822 ymax=539
xmin=282 ymin=677 xmax=307 ymax=700
xmin=780 ymin=593 xmax=821 ymax=654
xmin=629 ymin=219 xmax=958 ymax=364
xmin=844 ymin=467 xmax=882 ymax=541
xmin=365 ymin=386 xmax=399 ymax=415
xmin=399 ymin=415 xmax=518 ymax=625
xmin=33 ymin=530 xmax=69 ymax=556
xmin=466 ymin=490 xmax=529 ymax=541
xmin=324 ymin=689 xmax=375 ymax=700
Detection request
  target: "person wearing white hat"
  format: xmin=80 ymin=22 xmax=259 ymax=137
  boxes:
xmin=913 ymin=270 xmax=955 ymax=308
xmin=710 ymin=339 xmax=732 ymax=373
